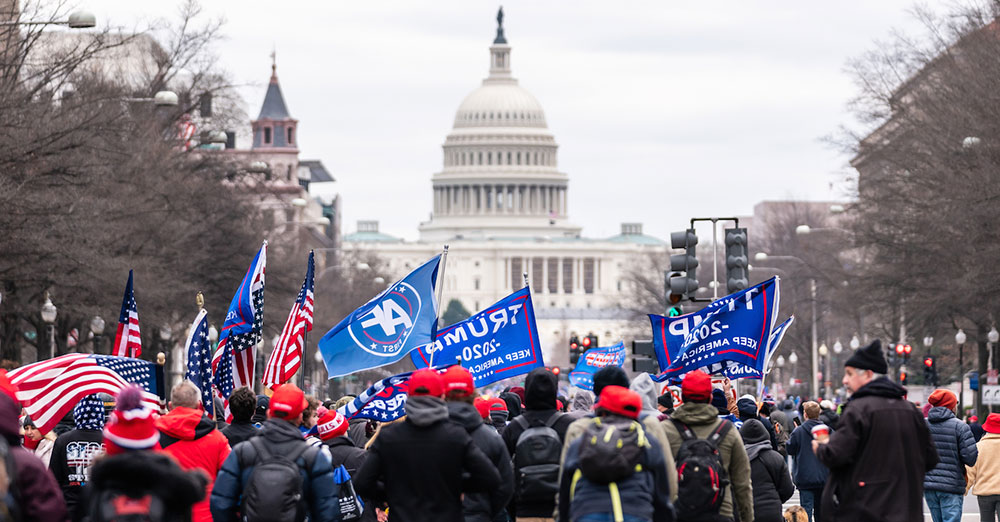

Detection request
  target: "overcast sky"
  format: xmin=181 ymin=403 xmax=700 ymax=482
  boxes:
xmin=85 ymin=1 xmax=922 ymax=241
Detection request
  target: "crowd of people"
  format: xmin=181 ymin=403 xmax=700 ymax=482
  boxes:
xmin=2 ymin=339 xmax=1000 ymax=522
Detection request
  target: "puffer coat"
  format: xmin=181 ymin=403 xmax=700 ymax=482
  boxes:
xmin=924 ymin=406 xmax=978 ymax=494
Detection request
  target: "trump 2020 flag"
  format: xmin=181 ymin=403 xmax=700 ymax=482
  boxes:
xmin=185 ymin=309 xmax=214 ymax=417
xmin=319 ymin=255 xmax=440 ymax=378
xmin=213 ymin=242 xmax=266 ymax=410
xmin=650 ymin=277 xmax=780 ymax=382
xmin=409 ymin=286 xmax=544 ymax=387
xmin=569 ymin=341 xmax=626 ymax=391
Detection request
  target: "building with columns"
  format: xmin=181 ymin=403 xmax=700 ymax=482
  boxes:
xmin=345 ymin=11 xmax=666 ymax=368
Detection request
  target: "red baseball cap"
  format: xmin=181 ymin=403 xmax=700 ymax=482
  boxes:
xmin=473 ymin=397 xmax=490 ymax=419
xmin=984 ymin=413 xmax=1000 ymax=434
xmin=489 ymin=398 xmax=507 ymax=413
xmin=442 ymin=366 xmax=475 ymax=397
xmin=595 ymin=385 xmax=641 ymax=420
xmin=408 ymin=369 xmax=443 ymax=397
xmin=681 ymin=370 xmax=712 ymax=402
xmin=269 ymin=383 xmax=308 ymax=419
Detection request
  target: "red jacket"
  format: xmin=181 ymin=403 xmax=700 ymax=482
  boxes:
xmin=157 ymin=406 xmax=231 ymax=522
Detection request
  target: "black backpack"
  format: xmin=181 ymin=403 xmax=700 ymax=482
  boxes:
xmin=578 ymin=416 xmax=646 ymax=483
xmin=512 ymin=412 xmax=563 ymax=504
xmin=240 ymin=437 xmax=318 ymax=522
xmin=671 ymin=419 xmax=734 ymax=522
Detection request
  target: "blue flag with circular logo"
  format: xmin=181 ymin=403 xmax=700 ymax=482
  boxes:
xmin=319 ymin=255 xmax=440 ymax=377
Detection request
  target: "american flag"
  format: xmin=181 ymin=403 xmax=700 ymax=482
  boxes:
xmin=113 ymin=270 xmax=142 ymax=358
xmin=185 ymin=309 xmax=214 ymax=417
xmin=212 ymin=242 xmax=266 ymax=418
xmin=262 ymin=251 xmax=314 ymax=389
xmin=8 ymin=354 xmax=164 ymax=435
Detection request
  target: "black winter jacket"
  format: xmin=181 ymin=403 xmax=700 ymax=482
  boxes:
xmin=219 ymin=420 xmax=259 ymax=448
xmin=924 ymin=406 xmax=978 ymax=494
xmin=82 ymin=451 xmax=207 ymax=522
xmin=819 ymin=409 xmax=840 ymax=431
xmin=742 ymin=420 xmax=794 ymax=522
xmin=447 ymin=401 xmax=515 ymax=522
xmin=354 ymin=396 xmax=501 ymax=522
xmin=816 ymin=377 xmax=938 ymax=522
xmin=323 ymin=435 xmax=367 ymax=476
xmin=786 ymin=419 xmax=831 ymax=490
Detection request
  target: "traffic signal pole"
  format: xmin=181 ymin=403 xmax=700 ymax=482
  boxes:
xmin=688 ymin=217 xmax=741 ymax=302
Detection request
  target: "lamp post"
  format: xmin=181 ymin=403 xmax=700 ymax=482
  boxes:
xmin=0 ymin=10 xmax=96 ymax=27
xmin=313 ymin=348 xmax=325 ymax=398
xmin=159 ymin=325 xmax=172 ymax=355
xmin=957 ymin=329 xmax=967 ymax=415
xmin=90 ymin=316 xmax=105 ymax=354
xmin=40 ymin=293 xmax=57 ymax=359
xmin=789 ymin=351 xmax=799 ymax=392
xmin=833 ymin=340 xmax=843 ymax=395
xmin=776 ymin=354 xmax=786 ymax=397
xmin=850 ymin=334 xmax=860 ymax=350
xmin=819 ymin=343 xmax=830 ymax=398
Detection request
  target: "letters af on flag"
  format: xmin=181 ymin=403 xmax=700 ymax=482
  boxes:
xmin=262 ymin=251 xmax=314 ymax=388
xmin=113 ymin=269 xmax=142 ymax=358
xmin=213 ymin=242 xmax=266 ymax=414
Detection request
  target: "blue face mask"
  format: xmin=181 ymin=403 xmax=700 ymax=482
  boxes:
xmin=73 ymin=395 xmax=106 ymax=431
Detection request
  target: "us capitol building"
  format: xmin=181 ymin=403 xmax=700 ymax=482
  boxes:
xmin=344 ymin=11 xmax=667 ymax=366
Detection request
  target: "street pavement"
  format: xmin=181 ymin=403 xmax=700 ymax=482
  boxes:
xmin=781 ymin=489 xmax=984 ymax=521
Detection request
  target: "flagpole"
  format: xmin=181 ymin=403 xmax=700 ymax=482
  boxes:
xmin=522 ymin=271 xmax=529 ymax=289
xmin=430 ymin=244 xmax=450 ymax=367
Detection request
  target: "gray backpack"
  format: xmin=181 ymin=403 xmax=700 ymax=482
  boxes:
xmin=513 ymin=413 xmax=563 ymax=504
xmin=240 ymin=437 xmax=318 ymax=522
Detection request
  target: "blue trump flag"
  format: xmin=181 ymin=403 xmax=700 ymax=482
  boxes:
xmin=649 ymin=277 xmax=780 ymax=382
xmin=717 ymin=315 xmax=795 ymax=381
xmin=569 ymin=341 xmax=626 ymax=391
xmin=332 ymin=365 xmax=455 ymax=422
xmin=320 ymin=255 xmax=441 ymax=377
xmin=409 ymin=286 xmax=544 ymax=387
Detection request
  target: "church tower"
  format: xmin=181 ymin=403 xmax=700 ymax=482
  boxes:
xmin=251 ymin=56 xmax=300 ymax=183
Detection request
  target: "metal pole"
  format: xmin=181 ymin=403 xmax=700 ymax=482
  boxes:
xmin=811 ymin=278 xmax=818 ymax=399
xmin=959 ymin=343 xmax=965 ymax=415
xmin=712 ymin=220 xmax=719 ymax=300
xmin=49 ymin=325 xmax=55 ymax=359
xmin=430 ymin=245 xmax=450 ymax=367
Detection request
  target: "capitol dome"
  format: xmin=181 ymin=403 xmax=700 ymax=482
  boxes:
xmin=419 ymin=8 xmax=579 ymax=242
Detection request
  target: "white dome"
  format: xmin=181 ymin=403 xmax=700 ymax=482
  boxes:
xmin=453 ymin=83 xmax=547 ymax=129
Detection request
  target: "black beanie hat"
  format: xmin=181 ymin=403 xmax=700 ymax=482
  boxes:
xmin=593 ymin=366 xmax=630 ymax=397
xmin=844 ymin=339 xmax=888 ymax=374
xmin=657 ymin=392 xmax=673 ymax=410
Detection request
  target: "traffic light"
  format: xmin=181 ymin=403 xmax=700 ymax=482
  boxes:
xmin=894 ymin=343 xmax=912 ymax=362
xmin=900 ymin=369 xmax=908 ymax=386
xmin=631 ymin=340 xmax=659 ymax=374
xmin=549 ymin=366 xmax=561 ymax=376
xmin=724 ymin=227 xmax=749 ymax=294
xmin=581 ymin=335 xmax=592 ymax=350
xmin=924 ymin=356 xmax=938 ymax=386
xmin=669 ymin=229 xmax=698 ymax=302
xmin=569 ymin=335 xmax=581 ymax=365
xmin=587 ymin=333 xmax=599 ymax=349
xmin=664 ymin=271 xmax=684 ymax=317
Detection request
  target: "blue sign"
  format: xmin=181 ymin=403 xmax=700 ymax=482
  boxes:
xmin=569 ymin=342 xmax=626 ymax=390
xmin=410 ymin=286 xmax=544 ymax=387
xmin=649 ymin=277 xmax=781 ymax=382
xmin=320 ymin=256 xmax=441 ymax=377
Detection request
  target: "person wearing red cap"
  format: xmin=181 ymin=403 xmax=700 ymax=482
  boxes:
xmin=442 ymin=366 xmax=514 ymax=522
xmin=354 ymin=368 xmax=502 ymax=522
xmin=558 ymin=385 xmax=674 ymax=522
xmin=211 ymin=383 xmax=338 ymax=522
xmin=659 ymin=370 xmax=753 ymax=522
xmin=156 ymin=380 xmax=232 ymax=522
xmin=923 ymin=389 xmax=978 ymax=522
xmin=488 ymin=397 xmax=509 ymax=432
xmin=81 ymin=385 xmax=207 ymax=521
xmin=966 ymin=413 xmax=1000 ymax=520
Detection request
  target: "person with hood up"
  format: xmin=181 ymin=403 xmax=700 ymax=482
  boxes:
xmin=786 ymin=401 xmax=830 ymax=522
xmin=660 ymin=370 xmax=753 ymax=522
xmin=778 ymin=398 xmax=798 ymax=430
xmin=500 ymin=390 xmax=523 ymax=420
xmin=220 ymin=386 xmax=259 ymax=447
xmin=157 ymin=380 xmax=231 ymax=522
xmin=736 ymin=394 xmax=778 ymax=450
xmin=354 ymin=368 xmax=502 ymax=522
xmin=0 ymin=370 xmax=68 ymax=521
xmin=82 ymin=385 xmax=207 ymax=522
xmin=923 ymin=389 xmax=977 ymax=522
xmin=211 ymin=383 xmax=338 ymax=522
xmin=813 ymin=340 xmax=938 ymax=522
xmin=502 ymin=368 xmax=576 ymax=521
xmin=443 ymin=366 xmax=514 ymax=522
xmin=21 ymin=415 xmax=57 ymax=467
xmin=965 ymin=413 xmax=1000 ymax=520
xmin=49 ymin=393 xmax=106 ymax=516
xmin=567 ymin=388 xmax=594 ymax=420
xmin=741 ymin=419 xmax=794 ymax=522
xmin=818 ymin=400 xmax=840 ymax=431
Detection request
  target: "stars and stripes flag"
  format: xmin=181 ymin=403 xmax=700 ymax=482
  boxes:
xmin=212 ymin=242 xmax=266 ymax=419
xmin=262 ymin=251 xmax=314 ymax=389
xmin=113 ymin=270 xmax=142 ymax=358
xmin=185 ymin=309 xmax=215 ymax=417
xmin=8 ymin=354 xmax=164 ymax=435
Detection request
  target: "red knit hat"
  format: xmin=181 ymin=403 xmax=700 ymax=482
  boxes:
xmin=270 ymin=383 xmax=308 ymax=419
xmin=595 ymin=385 xmax=641 ymax=419
xmin=103 ymin=386 xmax=159 ymax=456
xmin=0 ymin=369 xmax=18 ymax=404
xmin=984 ymin=413 xmax=1000 ymax=434
xmin=442 ymin=366 xmax=475 ymax=398
xmin=408 ymin=369 xmax=443 ymax=397
xmin=928 ymin=389 xmax=958 ymax=411
xmin=473 ymin=397 xmax=490 ymax=419
xmin=315 ymin=410 xmax=349 ymax=441
xmin=681 ymin=370 xmax=713 ymax=402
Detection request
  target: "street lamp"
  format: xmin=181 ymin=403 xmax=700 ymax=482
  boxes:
xmin=957 ymin=329 xmax=967 ymax=414
xmin=833 ymin=340 xmax=843 ymax=354
xmin=850 ymin=334 xmax=861 ymax=350
xmin=40 ymin=293 xmax=57 ymax=359
xmin=90 ymin=316 xmax=105 ymax=354
xmin=159 ymin=325 xmax=173 ymax=354
xmin=819 ymin=343 xmax=830 ymax=397
xmin=0 ymin=10 xmax=96 ymax=28
xmin=125 ymin=91 xmax=179 ymax=107
xmin=789 ymin=351 xmax=799 ymax=390
xmin=923 ymin=336 xmax=934 ymax=349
